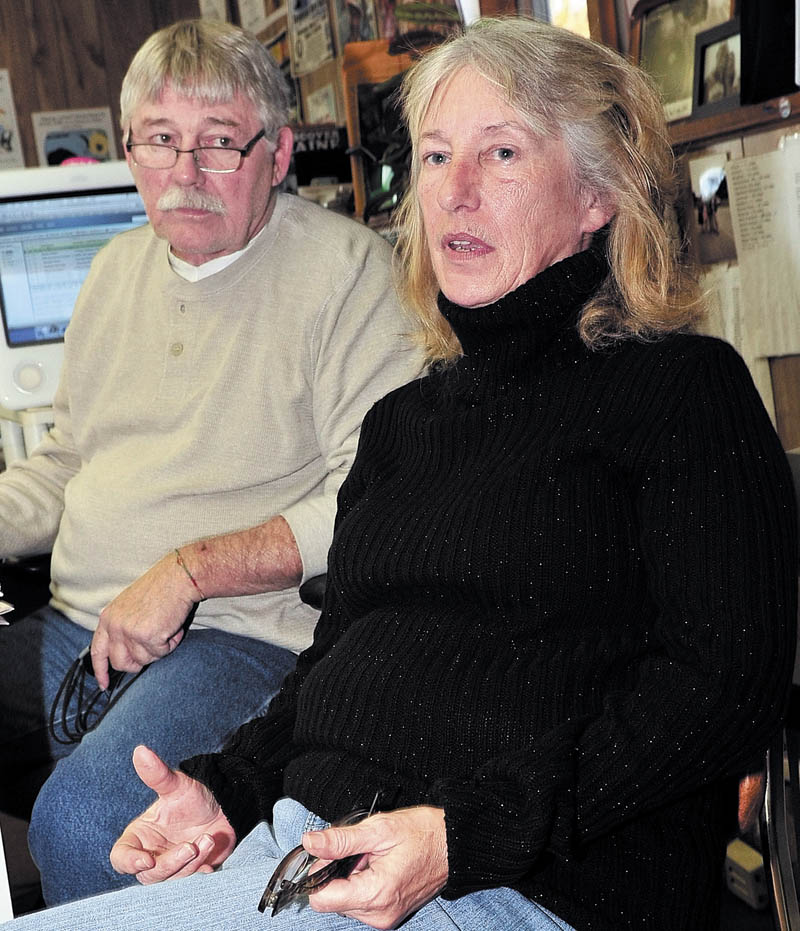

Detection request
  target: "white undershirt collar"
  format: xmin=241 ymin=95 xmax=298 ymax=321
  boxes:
xmin=168 ymin=223 xmax=267 ymax=281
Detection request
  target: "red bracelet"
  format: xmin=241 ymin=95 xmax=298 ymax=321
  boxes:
xmin=175 ymin=548 xmax=207 ymax=601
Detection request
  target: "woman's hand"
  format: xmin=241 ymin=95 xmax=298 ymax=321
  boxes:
xmin=304 ymin=805 xmax=448 ymax=930
xmin=110 ymin=745 xmax=236 ymax=885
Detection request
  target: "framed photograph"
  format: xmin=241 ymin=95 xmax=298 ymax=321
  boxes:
xmin=692 ymin=18 xmax=740 ymax=118
xmin=630 ymin=0 xmax=735 ymax=122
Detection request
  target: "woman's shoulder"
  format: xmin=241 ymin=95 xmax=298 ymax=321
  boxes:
xmin=611 ymin=330 xmax=740 ymax=362
xmin=596 ymin=331 xmax=753 ymax=394
xmin=580 ymin=331 xmax=772 ymax=446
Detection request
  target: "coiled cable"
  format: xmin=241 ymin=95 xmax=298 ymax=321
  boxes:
xmin=48 ymin=647 xmax=145 ymax=745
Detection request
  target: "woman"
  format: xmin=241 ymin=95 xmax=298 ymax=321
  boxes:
xmin=6 ymin=16 xmax=795 ymax=931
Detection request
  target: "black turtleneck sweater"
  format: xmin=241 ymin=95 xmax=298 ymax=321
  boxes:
xmin=184 ymin=249 xmax=797 ymax=930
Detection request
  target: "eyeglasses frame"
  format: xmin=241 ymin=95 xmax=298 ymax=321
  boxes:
xmin=258 ymin=794 xmax=380 ymax=918
xmin=124 ymin=127 xmax=267 ymax=174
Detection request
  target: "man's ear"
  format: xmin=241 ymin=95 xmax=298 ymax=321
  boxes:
xmin=271 ymin=126 xmax=294 ymax=187
xmin=123 ymin=135 xmax=135 ymax=172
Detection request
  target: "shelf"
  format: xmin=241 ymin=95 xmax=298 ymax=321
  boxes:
xmin=669 ymin=90 xmax=800 ymax=149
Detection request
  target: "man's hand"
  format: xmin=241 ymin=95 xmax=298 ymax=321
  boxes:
xmin=304 ymin=806 xmax=448 ymax=930
xmin=110 ymin=745 xmax=236 ymax=884
xmin=89 ymin=517 xmax=303 ymax=690
xmin=91 ymin=552 xmax=197 ymax=689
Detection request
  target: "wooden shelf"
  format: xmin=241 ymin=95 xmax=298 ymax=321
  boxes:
xmin=669 ymin=90 xmax=800 ymax=149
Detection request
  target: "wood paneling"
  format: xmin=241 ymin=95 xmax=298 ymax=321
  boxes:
xmin=771 ymin=357 xmax=800 ymax=453
xmin=0 ymin=0 xmax=200 ymax=166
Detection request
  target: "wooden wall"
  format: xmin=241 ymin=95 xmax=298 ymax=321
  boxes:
xmin=0 ymin=0 xmax=203 ymax=167
xmin=771 ymin=357 xmax=800 ymax=453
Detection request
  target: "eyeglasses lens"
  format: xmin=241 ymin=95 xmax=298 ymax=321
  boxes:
xmin=131 ymin=145 xmax=241 ymax=172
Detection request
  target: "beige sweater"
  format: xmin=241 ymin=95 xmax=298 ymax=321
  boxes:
xmin=0 ymin=193 xmax=422 ymax=652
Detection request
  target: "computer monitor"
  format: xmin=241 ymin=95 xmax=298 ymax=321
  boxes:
xmin=0 ymin=160 xmax=147 ymax=411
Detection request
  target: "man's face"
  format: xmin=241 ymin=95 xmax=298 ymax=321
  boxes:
xmin=125 ymin=85 xmax=293 ymax=265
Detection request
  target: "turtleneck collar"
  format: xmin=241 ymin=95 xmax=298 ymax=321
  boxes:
xmin=437 ymin=245 xmax=609 ymax=367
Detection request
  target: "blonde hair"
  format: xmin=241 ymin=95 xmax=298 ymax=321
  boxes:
xmin=393 ymin=16 xmax=702 ymax=362
xmin=120 ymin=20 xmax=289 ymax=141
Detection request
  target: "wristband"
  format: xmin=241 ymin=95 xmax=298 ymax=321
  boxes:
xmin=175 ymin=548 xmax=207 ymax=601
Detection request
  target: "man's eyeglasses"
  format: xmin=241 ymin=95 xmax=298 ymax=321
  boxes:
xmin=125 ymin=128 xmax=266 ymax=173
xmin=258 ymin=795 xmax=380 ymax=918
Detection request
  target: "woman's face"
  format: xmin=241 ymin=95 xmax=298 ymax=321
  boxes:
xmin=417 ymin=68 xmax=611 ymax=308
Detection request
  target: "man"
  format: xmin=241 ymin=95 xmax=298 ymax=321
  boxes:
xmin=0 ymin=19 xmax=421 ymax=908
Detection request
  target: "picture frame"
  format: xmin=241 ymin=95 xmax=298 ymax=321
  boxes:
xmin=630 ymin=0 xmax=736 ymax=123
xmin=692 ymin=18 xmax=741 ymax=118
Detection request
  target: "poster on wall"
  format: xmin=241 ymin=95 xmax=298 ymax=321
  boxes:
xmin=239 ymin=0 xmax=271 ymax=34
xmin=288 ymin=0 xmax=335 ymax=76
xmin=0 ymin=70 xmax=24 ymax=170
xmin=305 ymin=83 xmax=339 ymax=124
xmin=332 ymin=0 xmax=378 ymax=53
xmin=726 ymin=141 xmax=800 ymax=361
xmin=31 ymin=107 xmax=117 ymax=166
xmin=385 ymin=0 xmax=462 ymax=41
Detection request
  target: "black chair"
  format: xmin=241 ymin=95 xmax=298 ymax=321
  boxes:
xmin=1 ymin=554 xmax=52 ymax=623
xmin=299 ymin=573 xmax=327 ymax=612
xmin=762 ymin=684 xmax=800 ymax=930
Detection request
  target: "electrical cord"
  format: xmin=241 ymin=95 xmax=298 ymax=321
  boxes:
xmin=48 ymin=606 xmax=196 ymax=745
xmin=48 ymin=647 xmax=146 ymax=745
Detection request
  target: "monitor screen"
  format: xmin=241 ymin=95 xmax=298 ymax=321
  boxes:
xmin=0 ymin=161 xmax=147 ymax=411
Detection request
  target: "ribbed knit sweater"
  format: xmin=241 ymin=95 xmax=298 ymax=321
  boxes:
xmin=184 ymin=247 xmax=798 ymax=930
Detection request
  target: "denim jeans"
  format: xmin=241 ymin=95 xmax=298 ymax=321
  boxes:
xmin=0 ymin=798 xmax=575 ymax=930
xmin=0 ymin=606 xmax=297 ymax=906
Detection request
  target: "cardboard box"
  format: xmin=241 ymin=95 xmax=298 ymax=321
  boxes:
xmin=725 ymin=838 xmax=768 ymax=911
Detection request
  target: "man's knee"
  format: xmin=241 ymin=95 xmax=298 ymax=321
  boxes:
xmin=28 ymin=765 xmax=78 ymax=865
xmin=29 ymin=759 xmax=130 ymax=905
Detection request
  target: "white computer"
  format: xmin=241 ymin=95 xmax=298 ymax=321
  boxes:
xmin=0 ymin=160 xmax=147 ymax=412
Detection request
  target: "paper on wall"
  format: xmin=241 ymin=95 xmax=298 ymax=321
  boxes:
xmin=239 ymin=0 xmax=270 ymax=34
xmin=726 ymin=144 xmax=800 ymax=361
xmin=0 ymin=69 xmax=24 ymax=170
xmin=288 ymin=0 xmax=335 ymax=76
xmin=31 ymin=107 xmax=117 ymax=166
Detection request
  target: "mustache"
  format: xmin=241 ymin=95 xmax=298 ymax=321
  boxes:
xmin=156 ymin=188 xmax=227 ymax=214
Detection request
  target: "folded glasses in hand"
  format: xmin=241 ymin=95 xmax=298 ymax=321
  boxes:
xmin=258 ymin=795 xmax=379 ymax=918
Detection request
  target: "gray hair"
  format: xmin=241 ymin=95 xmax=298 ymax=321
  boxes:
xmin=120 ymin=19 xmax=289 ymax=140
xmin=393 ymin=16 xmax=701 ymax=362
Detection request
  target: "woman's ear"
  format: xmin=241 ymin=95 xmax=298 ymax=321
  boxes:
xmin=580 ymin=189 xmax=615 ymax=238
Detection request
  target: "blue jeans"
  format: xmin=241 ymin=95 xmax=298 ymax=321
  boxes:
xmin=0 ymin=798 xmax=575 ymax=930
xmin=0 ymin=606 xmax=297 ymax=906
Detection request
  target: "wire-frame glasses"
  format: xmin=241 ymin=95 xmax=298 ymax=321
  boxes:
xmin=258 ymin=793 xmax=380 ymax=918
xmin=125 ymin=128 xmax=266 ymax=173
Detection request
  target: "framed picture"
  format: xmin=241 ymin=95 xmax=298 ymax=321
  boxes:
xmin=630 ymin=0 xmax=735 ymax=122
xmin=692 ymin=18 xmax=740 ymax=118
